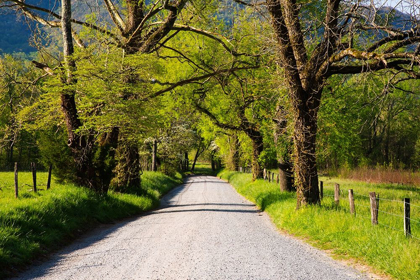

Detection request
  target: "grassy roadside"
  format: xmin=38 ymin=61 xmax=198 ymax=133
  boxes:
xmin=219 ymin=170 xmax=420 ymax=280
xmin=0 ymin=171 xmax=183 ymax=278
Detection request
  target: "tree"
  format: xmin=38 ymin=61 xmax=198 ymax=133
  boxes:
xmin=235 ymin=0 xmax=420 ymax=207
xmin=2 ymin=0 xmax=250 ymax=191
xmin=0 ymin=54 xmax=41 ymax=170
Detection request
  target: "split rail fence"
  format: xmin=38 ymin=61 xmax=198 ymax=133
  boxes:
xmin=237 ymin=167 xmax=419 ymax=240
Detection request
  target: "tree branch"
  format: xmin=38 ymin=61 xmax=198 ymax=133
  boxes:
xmin=194 ymin=103 xmax=242 ymax=131
xmin=143 ymin=65 xmax=259 ymax=101
xmin=103 ymin=0 xmax=126 ymax=32
xmin=327 ymin=59 xmax=417 ymax=76
xmin=165 ymin=24 xmax=247 ymax=56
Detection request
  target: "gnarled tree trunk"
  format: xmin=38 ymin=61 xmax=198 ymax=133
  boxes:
xmin=293 ymin=91 xmax=320 ymax=206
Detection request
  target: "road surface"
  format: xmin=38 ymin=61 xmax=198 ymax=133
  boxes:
xmin=15 ymin=175 xmax=369 ymax=280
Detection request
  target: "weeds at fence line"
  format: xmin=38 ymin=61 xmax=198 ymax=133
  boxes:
xmin=237 ymin=167 xmax=420 ymax=240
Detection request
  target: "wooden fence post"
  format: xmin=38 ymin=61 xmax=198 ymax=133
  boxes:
xmin=348 ymin=189 xmax=355 ymax=215
xmin=14 ymin=162 xmax=18 ymax=198
xmin=47 ymin=164 xmax=52 ymax=190
xmin=369 ymin=192 xmax=379 ymax=225
xmin=404 ymin=198 xmax=411 ymax=237
xmin=263 ymin=169 xmax=266 ymax=180
xmin=334 ymin=183 xmax=340 ymax=205
xmin=31 ymin=162 xmax=37 ymax=193
xmin=268 ymin=171 xmax=271 ymax=182
xmin=320 ymin=181 xmax=323 ymax=199
xmin=276 ymin=174 xmax=279 ymax=184
xmin=272 ymin=173 xmax=275 ymax=182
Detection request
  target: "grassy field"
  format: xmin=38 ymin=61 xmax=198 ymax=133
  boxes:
xmin=185 ymin=162 xmax=220 ymax=176
xmin=0 ymin=171 xmax=183 ymax=278
xmin=219 ymin=170 xmax=420 ymax=280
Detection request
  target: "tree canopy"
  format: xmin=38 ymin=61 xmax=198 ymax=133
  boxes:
xmin=0 ymin=0 xmax=418 ymax=206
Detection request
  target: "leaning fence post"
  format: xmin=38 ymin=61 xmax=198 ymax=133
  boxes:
xmin=31 ymin=162 xmax=37 ymax=193
xmin=369 ymin=192 xmax=379 ymax=225
xmin=320 ymin=181 xmax=323 ymax=199
xmin=47 ymin=164 xmax=52 ymax=190
xmin=334 ymin=183 xmax=340 ymax=205
xmin=14 ymin=162 xmax=18 ymax=198
xmin=348 ymin=189 xmax=355 ymax=215
xmin=404 ymin=198 xmax=411 ymax=237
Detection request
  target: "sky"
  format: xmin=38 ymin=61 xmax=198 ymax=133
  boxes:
xmin=376 ymin=0 xmax=420 ymax=14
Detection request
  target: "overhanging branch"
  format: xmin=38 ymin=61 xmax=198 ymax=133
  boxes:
xmin=143 ymin=65 xmax=258 ymax=101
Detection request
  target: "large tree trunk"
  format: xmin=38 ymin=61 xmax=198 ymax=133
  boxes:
xmin=226 ymin=134 xmax=240 ymax=171
xmin=60 ymin=0 xmax=98 ymax=192
xmin=279 ymin=160 xmax=293 ymax=192
xmin=60 ymin=0 xmax=120 ymax=193
xmin=249 ymin=132 xmax=264 ymax=180
xmin=293 ymin=89 xmax=321 ymax=207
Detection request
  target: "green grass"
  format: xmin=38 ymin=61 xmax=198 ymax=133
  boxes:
xmin=0 ymin=171 xmax=182 ymax=278
xmin=219 ymin=170 xmax=420 ymax=280
xmin=186 ymin=162 xmax=220 ymax=176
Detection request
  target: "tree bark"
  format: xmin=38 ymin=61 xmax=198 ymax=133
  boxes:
xmin=60 ymin=0 xmax=97 ymax=192
xmin=227 ymin=134 xmax=240 ymax=171
xmin=191 ymin=139 xmax=204 ymax=172
xmin=278 ymin=160 xmax=293 ymax=192
xmin=293 ymin=88 xmax=321 ymax=207
xmin=249 ymin=132 xmax=264 ymax=180
xmin=267 ymin=0 xmax=321 ymax=206
xmin=151 ymin=139 xmax=157 ymax=171
xmin=184 ymin=151 xmax=189 ymax=171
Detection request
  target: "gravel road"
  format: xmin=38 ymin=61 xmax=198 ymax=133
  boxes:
xmin=15 ymin=175 xmax=370 ymax=280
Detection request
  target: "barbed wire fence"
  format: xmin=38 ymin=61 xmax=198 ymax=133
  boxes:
xmin=237 ymin=167 xmax=419 ymax=240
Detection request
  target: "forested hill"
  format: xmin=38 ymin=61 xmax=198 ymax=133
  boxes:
xmin=0 ymin=2 xmax=412 ymax=55
xmin=0 ymin=9 xmax=38 ymax=54
xmin=0 ymin=0 xmax=109 ymax=54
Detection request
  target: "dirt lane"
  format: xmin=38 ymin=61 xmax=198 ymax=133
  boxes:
xmin=15 ymin=176 xmax=369 ymax=280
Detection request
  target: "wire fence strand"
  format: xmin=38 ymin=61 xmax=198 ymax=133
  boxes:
xmin=378 ymin=197 xmax=405 ymax=203
xmin=320 ymin=182 xmax=419 ymax=239
xmin=377 ymin=209 xmax=404 ymax=219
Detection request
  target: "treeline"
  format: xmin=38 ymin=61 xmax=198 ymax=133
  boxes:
xmin=0 ymin=0 xmax=419 ymax=206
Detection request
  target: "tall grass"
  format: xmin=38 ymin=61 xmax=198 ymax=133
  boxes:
xmin=219 ymin=170 xmax=420 ymax=280
xmin=336 ymin=167 xmax=420 ymax=186
xmin=0 ymin=171 xmax=182 ymax=278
